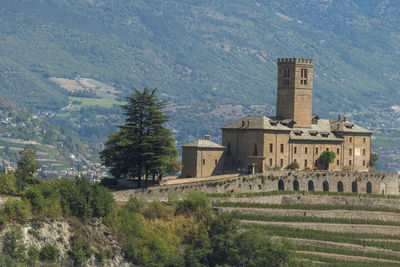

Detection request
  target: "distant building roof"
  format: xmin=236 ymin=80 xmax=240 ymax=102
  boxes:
xmin=181 ymin=139 xmax=225 ymax=149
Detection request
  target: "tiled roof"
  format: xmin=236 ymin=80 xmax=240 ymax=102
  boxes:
xmin=330 ymin=119 xmax=373 ymax=134
xmin=290 ymin=119 xmax=343 ymax=142
xmin=221 ymin=115 xmax=291 ymax=131
xmin=181 ymin=139 xmax=225 ymax=149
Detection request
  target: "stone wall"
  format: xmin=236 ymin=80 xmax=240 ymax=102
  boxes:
xmin=112 ymin=171 xmax=399 ymax=202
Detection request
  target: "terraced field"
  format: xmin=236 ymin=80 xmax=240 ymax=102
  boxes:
xmin=212 ymin=191 xmax=400 ymax=266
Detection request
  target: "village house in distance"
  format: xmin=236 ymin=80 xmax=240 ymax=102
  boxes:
xmin=181 ymin=58 xmax=373 ymax=178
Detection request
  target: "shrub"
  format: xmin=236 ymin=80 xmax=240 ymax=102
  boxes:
xmin=40 ymin=243 xmax=59 ymax=261
xmin=2 ymin=198 xmax=32 ymax=222
xmin=27 ymin=246 xmax=39 ymax=266
xmin=2 ymin=225 xmax=25 ymax=260
xmin=286 ymin=161 xmax=299 ymax=170
xmin=0 ymin=173 xmax=16 ymax=195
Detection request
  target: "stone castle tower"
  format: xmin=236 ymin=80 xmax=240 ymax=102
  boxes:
xmin=276 ymin=58 xmax=314 ymax=127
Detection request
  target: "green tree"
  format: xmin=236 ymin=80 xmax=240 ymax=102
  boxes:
xmin=318 ymin=151 xmax=336 ymax=170
xmin=40 ymin=243 xmax=59 ymax=262
xmin=100 ymin=88 xmax=178 ymax=187
xmin=370 ymin=153 xmax=378 ymax=168
xmin=15 ymin=145 xmax=40 ymax=192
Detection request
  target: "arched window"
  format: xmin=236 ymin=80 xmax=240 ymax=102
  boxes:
xmin=366 ymin=182 xmax=372 ymax=194
xmin=293 ymin=180 xmax=299 ymax=191
xmin=352 ymin=181 xmax=358 ymax=193
xmin=278 ymin=179 xmax=285 ymax=191
xmin=323 ymin=181 xmax=329 ymax=192
xmin=308 ymin=180 xmax=314 ymax=191
xmin=337 ymin=181 xmax=343 ymax=192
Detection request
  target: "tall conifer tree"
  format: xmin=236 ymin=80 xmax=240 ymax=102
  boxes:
xmin=100 ymin=88 xmax=177 ymax=187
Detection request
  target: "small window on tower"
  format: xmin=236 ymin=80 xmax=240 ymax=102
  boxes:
xmin=301 ymin=69 xmax=308 ymax=85
xmin=203 ymin=159 xmax=205 ymax=165
xmin=283 ymin=68 xmax=290 ymax=85
xmin=294 ymin=147 xmax=297 ymax=154
xmin=269 ymin=143 xmax=273 ymax=153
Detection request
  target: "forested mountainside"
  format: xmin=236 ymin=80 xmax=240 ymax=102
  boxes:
xmin=0 ymin=0 xmax=399 ymax=169
xmin=0 ymin=98 xmax=94 ymax=176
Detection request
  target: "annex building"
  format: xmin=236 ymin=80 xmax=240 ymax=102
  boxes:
xmin=181 ymin=58 xmax=372 ymax=179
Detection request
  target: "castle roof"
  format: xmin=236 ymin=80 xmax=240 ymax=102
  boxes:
xmin=330 ymin=119 xmax=373 ymax=134
xmin=221 ymin=115 xmax=370 ymax=141
xmin=221 ymin=115 xmax=291 ymax=131
xmin=181 ymin=139 xmax=225 ymax=149
xmin=290 ymin=119 xmax=343 ymax=142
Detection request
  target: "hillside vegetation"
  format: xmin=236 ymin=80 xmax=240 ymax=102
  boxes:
xmin=213 ymin=190 xmax=400 ymax=266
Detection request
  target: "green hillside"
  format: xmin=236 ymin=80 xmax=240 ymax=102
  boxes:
xmin=0 ymin=0 xmax=399 ymax=169
xmin=1 ymin=0 xmax=399 ymax=110
xmin=0 ymin=98 xmax=94 ymax=175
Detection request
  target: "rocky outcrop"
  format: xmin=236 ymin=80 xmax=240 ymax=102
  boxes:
xmin=0 ymin=220 xmax=131 ymax=266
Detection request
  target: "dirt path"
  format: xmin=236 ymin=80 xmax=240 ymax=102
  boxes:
xmin=240 ymin=220 xmax=400 ymax=236
xmin=296 ymin=251 xmax=400 ymax=264
xmin=290 ymin=238 xmax=400 ymax=257
xmin=218 ymin=207 xmax=400 ymax=222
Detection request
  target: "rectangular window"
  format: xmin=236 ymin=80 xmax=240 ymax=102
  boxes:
xmin=304 ymin=160 xmax=307 ymax=167
xmin=202 ymin=159 xmax=205 ymax=165
xmin=337 ymin=148 xmax=340 ymax=155
xmin=350 ymin=137 xmax=352 ymax=143
xmin=349 ymin=160 xmax=352 ymax=166
xmin=269 ymin=158 xmax=273 ymax=166
xmin=294 ymin=147 xmax=297 ymax=154
xmin=215 ymin=159 xmax=218 ymax=166
xmin=280 ymin=159 xmax=284 ymax=167
xmin=316 ymin=147 xmax=318 ymax=154
xmin=305 ymin=147 xmax=308 ymax=154
xmin=349 ymin=148 xmax=352 ymax=156
xmin=337 ymin=160 xmax=339 ymax=166
xmin=326 ymin=148 xmax=329 ymax=151
xmin=280 ymin=144 xmax=284 ymax=153
xmin=301 ymin=68 xmax=308 ymax=85
xmin=283 ymin=68 xmax=290 ymax=85
xmin=363 ymin=160 xmax=366 ymax=166
xmin=363 ymin=138 xmax=366 ymax=144
xmin=269 ymin=143 xmax=273 ymax=153
xmin=363 ymin=149 xmax=366 ymax=156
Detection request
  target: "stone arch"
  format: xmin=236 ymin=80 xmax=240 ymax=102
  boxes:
xmin=293 ymin=180 xmax=299 ymax=191
xmin=352 ymin=181 xmax=358 ymax=193
xmin=337 ymin=181 xmax=344 ymax=192
xmin=278 ymin=179 xmax=285 ymax=191
xmin=366 ymin=182 xmax=372 ymax=194
xmin=323 ymin=181 xmax=329 ymax=192
xmin=308 ymin=180 xmax=314 ymax=191
xmin=380 ymin=183 xmax=386 ymax=194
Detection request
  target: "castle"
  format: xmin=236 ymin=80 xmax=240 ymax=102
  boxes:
xmin=181 ymin=58 xmax=372 ymax=178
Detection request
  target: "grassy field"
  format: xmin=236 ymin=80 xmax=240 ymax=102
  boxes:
xmin=213 ymin=191 xmax=400 ymax=266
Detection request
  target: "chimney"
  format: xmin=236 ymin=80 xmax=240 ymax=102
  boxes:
xmin=338 ymin=114 xmax=341 ymax=121
xmin=204 ymin=135 xmax=210 ymax=141
xmin=242 ymin=120 xmax=245 ymax=127
xmin=343 ymin=117 xmax=347 ymax=122
xmin=247 ymin=120 xmax=250 ymax=127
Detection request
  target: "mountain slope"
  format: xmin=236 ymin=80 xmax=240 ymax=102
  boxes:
xmin=0 ymin=0 xmax=399 ymax=112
